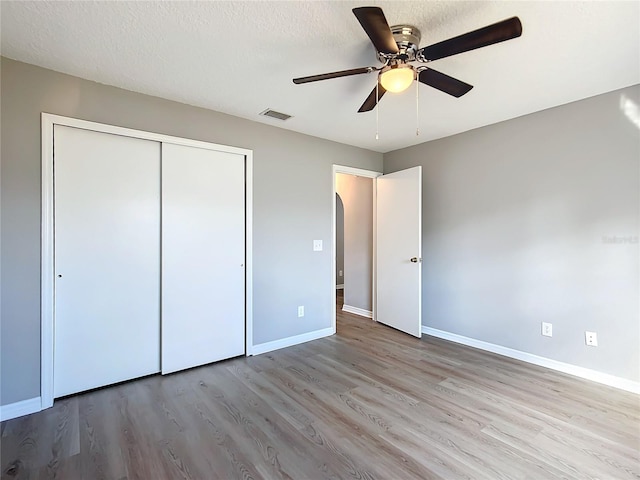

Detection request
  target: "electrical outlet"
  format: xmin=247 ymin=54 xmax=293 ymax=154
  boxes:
xmin=298 ymin=306 xmax=304 ymax=317
xmin=585 ymin=331 xmax=598 ymax=346
xmin=339 ymin=270 xmax=343 ymax=277
xmin=541 ymin=322 xmax=553 ymax=337
xmin=313 ymin=240 xmax=323 ymax=251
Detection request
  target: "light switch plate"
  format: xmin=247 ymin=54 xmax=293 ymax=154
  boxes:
xmin=313 ymin=240 xmax=323 ymax=251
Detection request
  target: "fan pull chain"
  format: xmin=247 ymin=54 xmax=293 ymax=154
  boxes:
xmin=416 ymin=73 xmax=420 ymax=136
xmin=375 ymin=81 xmax=379 ymax=140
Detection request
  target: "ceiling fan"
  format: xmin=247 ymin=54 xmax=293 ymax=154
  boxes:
xmin=293 ymin=7 xmax=522 ymax=112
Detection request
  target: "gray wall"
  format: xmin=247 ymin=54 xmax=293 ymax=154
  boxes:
xmin=384 ymin=85 xmax=640 ymax=382
xmin=0 ymin=57 xmax=383 ymax=405
xmin=335 ymin=193 xmax=344 ymax=286
xmin=335 ymin=174 xmax=373 ymax=312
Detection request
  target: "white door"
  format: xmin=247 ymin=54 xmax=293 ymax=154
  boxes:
xmin=161 ymin=143 xmax=246 ymax=374
xmin=54 ymin=126 xmax=161 ymax=397
xmin=376 ymin=166 xmax=422 ymax=337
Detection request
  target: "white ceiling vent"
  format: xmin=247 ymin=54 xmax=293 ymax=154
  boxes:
xmin=259 ymin=109 xmax=292 ymax=121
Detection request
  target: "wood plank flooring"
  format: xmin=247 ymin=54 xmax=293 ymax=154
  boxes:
xmin=2 ymin=296 xmax=639 ymax=479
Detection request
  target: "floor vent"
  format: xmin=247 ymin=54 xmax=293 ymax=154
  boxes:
xmin=259 ymin=109 xmax=292 ymax=121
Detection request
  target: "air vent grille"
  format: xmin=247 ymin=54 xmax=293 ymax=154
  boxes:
xmin=259 ymin=109 xmax=292 ymax=121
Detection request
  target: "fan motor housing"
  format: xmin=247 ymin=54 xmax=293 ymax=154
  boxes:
xmin=377 ymin=24 xmax=422 ymax=63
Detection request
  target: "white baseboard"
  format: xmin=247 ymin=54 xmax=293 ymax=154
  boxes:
xmin=342 ymin=305 xmax=373 ymax=318
xmin=0 ymin=397 xmax=42 ymax=421
xmin=422 ymin=327 xmax=640 ymax=395
xmin=251 ymin=327 xmax=334 ymax=356
xmin=336 ymin=284 xmax=344 ymax=290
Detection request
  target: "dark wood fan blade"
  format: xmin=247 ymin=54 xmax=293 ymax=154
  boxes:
xmin=353 ymin=7 xmax=399 ymax=55
xmin=417 ymin=17 xmax=522 ymax=61
xmin=358 ymin=83 xmax=386 ymax=113
xmin=418 ymin=69 xmax=473 ymax=97
xmin=293 ymin=67 xmax=373 ymax=84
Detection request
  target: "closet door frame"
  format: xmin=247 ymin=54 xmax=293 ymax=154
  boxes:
xmin=40 ymin=113 xmax=254 ymax=410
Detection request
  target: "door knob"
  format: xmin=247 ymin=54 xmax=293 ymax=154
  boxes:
xmin=410 ymin=257 xmax=419 ymax=263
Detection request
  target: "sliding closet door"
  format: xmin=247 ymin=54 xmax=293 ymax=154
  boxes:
xmin=161 ymin=143 xmax=245 ymax=374
xmin=54 ymin=126 xmax=161 ymax=398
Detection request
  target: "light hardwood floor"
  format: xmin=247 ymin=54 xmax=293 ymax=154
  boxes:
xmin=2 ymin=298 xmax=639 ymax=479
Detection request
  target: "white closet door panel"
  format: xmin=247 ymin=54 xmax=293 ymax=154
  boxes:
xmin=54 ymin=125 xmax=161 ymax=398
xmin=161 ymin=143 xmax=245 ymax=374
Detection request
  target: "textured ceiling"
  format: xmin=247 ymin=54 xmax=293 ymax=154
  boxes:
xmin=2 ymin=1 xmax=639 ymax=153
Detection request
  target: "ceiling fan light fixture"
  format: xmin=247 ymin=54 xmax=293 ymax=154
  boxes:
xmin=379 ymin=64 xmax=414 ymax=93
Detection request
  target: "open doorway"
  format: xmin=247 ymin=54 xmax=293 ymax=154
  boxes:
xmin=332 ymin=164 xmax=423 ymax=338
xmin=332 ymin=165 xmax=382 ymax=331
xmin=336 ymin=173 xmax=374 ymax=318
xmin=335 ymin=192 xmax=345 ymax=310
